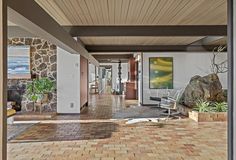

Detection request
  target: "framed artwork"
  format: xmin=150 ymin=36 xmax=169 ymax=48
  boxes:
xmin=149 ymin=57 xmax=173 ymax=89
xmin=8 ymin=46 xmax=31 ymax=79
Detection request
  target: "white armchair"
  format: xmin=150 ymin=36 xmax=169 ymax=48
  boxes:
xmin=160 ymin=89 xmax=183 ymax=119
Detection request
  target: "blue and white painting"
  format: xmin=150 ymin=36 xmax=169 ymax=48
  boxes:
xmin=8 ymin=46 xmax=31 ymax=79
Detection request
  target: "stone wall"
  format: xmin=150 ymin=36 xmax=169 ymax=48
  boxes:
xmin=8 ymin=38 xmax=57 ymax=112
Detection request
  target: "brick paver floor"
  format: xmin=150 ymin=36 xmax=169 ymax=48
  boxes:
xmin=7 ymin=95 xmax=227 ymax=160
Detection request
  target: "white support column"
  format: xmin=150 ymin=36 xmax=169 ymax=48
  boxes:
xmin=0 ymin=0 xmax=7 ymax=159
xmin=57 ymin=48 xmax=81 ymax=114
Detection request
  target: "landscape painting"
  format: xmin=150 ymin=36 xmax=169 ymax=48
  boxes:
xmin=149 ymin=57 xmax=173 ymax=89
xmin=8 ymin=46 xmax=31 ymax=79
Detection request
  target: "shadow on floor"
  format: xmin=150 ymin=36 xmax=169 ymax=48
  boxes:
xmin=9 ymin=122 xmax=119 ymax=143
xmin=7 ymin=123 xmax=36 ymax=141
xmin=112 ymin=106 xmax=167 ymax=119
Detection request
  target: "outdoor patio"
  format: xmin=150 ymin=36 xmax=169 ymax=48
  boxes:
xmin=7 ymin=95 xmax=227 ymax=160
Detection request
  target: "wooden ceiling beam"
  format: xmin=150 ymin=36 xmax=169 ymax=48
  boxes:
xmin=86 ymin=45 xmax=219 ymax=52
xmin=7 ymin=0 xmax=99 ymax=66
xmin=93 ymin=54 xmax=133 ymax=60
xmin=64 ymin=25 xmax=227 ymax=37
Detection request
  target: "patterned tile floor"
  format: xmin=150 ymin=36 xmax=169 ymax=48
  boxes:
xmin=55 ymin=95 xmax=167 ymax=120
xmin=7 ymin=95 xmax=227 ymax=160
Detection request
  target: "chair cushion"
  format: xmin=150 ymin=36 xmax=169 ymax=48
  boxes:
xmin=150 ymin=97 xmax=161 ymax=101
xmin=7 ymin=108 xmax=16 ymax=117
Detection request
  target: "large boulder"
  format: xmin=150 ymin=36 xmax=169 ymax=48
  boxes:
xmin=180 ymin=73 xmax=226 ymax=108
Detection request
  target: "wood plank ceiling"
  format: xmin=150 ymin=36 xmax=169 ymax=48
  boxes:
xmin=206 ymin=37 xmax=227 ymax=46
xmin=35 ymin=0 xmax=227 ymax=26
xmin=35 ymin=0 xmax=227 ymax=48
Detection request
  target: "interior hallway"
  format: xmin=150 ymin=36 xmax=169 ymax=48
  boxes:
xmin=48 ymin=94 xmax=164 ymax=120
xmin=7 ymin=94 xmax=227 ymax=160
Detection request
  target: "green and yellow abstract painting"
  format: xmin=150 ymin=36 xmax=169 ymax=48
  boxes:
xmin=149 ymin=57 xmax=173 ymax=89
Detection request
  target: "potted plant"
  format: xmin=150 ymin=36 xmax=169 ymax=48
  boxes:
xmin=189 ymin=99 xmax=227 ymax=122
xmin=26 ymin=77 xmax=55 ymax=112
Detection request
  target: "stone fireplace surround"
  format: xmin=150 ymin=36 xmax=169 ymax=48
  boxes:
xmin=7 ymin=38 xmax=57 ymax=112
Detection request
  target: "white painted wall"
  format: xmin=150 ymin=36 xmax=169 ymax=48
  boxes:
xmin=89 ymin=63 xmax=96 ymax=83
xmin=141 ymin=52 xmax=228 ymax=105
xmin=57 ymin=47 xmax=80 ymax=113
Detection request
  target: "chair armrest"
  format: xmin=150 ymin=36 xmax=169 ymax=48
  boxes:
xmin=168 ymin=97 xmax=176 ymax=102
xmin=161 ymin=96 xmax=176 ymax=102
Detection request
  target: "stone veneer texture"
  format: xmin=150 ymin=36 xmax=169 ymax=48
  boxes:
xmin=8 ymin=38 xmax=57 ymax=112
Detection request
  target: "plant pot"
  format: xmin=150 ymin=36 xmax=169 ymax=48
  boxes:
xmin=189 ymin=111 xmax=227 ymax=122
xmin=34 ymin=93 xmax=50 ymax=113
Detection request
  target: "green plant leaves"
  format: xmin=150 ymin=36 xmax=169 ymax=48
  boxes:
xmin=211 ymin=102 xmax=228 ymax=112
xmin=194 ymin=99 xmax=227 ymax=112
xmin=194 ymin=99 xmax=211 ymax=112
xmin=31 ymin=95 xmax=39 ymax=102
xmin=26 ymin=77 xmax=55 ymax=102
